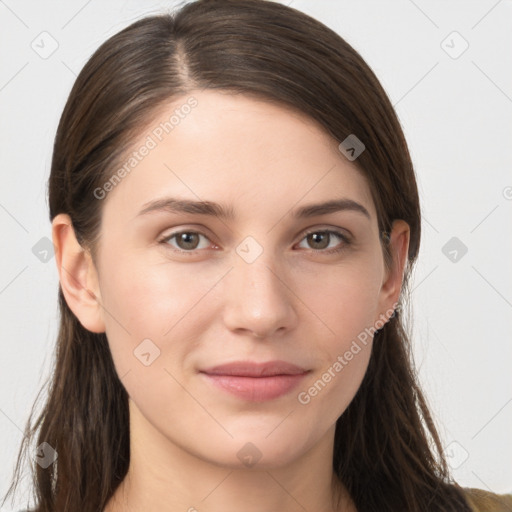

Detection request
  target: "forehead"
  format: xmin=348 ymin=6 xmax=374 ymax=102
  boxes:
xmin=101 ymin=89 xmax=376 ymax=222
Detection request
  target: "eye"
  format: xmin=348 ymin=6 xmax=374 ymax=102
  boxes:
xmin=296 ymin=229 xmax=351 ymax=254
xmin=159 ymin=228 xmax=351 ymax=255
xmin=160 ymin=230 xmax=214 ymax=252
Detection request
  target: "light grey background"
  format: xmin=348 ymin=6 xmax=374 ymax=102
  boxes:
xmin=1 ymin=0 xmax=511 ymax=509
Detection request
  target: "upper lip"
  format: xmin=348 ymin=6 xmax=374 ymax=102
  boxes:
xmin=200 ymin=360 xmax=309 ymax=377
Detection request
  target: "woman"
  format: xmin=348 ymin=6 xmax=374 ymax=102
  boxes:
xmin=3 ymin=1 xmax=511 ymax=511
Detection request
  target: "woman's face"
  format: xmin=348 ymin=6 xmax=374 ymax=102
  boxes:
xmin=76 ymin=90 xmax=407 ymax=469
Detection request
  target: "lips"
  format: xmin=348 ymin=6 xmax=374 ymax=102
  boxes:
xmin=200 ymin=360 xmax=308 ymax=377
xmin=199 ymin=360 xmax=310 ymax=402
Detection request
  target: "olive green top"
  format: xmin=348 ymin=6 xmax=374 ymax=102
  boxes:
xmin=464 ymin=487 xmax=512 ymax=511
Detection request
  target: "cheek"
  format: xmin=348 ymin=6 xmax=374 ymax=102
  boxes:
xmin=298 ymin=341 xmax=372 ymax=416
xmin=292 ymin=260 xmax=381 ymax=411
xmin=295 ymin=303 xmax=375 ymax=427
xmin=295 ymin=256 xmax=383 ymax=342
xmin=97 ymin=253 xmax=223 ymax=374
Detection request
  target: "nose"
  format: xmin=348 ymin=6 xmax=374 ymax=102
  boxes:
xmin=222 ymin=249 xmax=298 ymax=339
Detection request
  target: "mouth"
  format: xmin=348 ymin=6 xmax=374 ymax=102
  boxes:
xmin=199 ymin=360 xmax=310 ymax=402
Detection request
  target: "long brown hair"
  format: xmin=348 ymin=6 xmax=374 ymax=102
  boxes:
xmin=2 ymin=1 xmax=472 ymax=510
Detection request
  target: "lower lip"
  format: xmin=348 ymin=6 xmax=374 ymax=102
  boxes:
xmin=200 ymin=372 xmax=308 ymax=402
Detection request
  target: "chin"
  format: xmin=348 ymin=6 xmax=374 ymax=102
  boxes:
xmin=192 ymin=430 xmax=311 ymax=470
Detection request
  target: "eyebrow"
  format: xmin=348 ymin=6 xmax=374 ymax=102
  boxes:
xmin=136 ymin=197 xmax=371 ymax=220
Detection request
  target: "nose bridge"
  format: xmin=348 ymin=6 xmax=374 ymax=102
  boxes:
xmin=236 ymin=250 xmax=280 ymax=300
xmin=222 ymin=236 xmax=296 ymax=336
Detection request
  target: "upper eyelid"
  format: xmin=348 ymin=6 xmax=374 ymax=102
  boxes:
xmin=300 ymin=227 xmax=351 ymax=239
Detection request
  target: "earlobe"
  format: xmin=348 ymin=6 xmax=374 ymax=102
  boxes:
xmin=376 ymin=219 xmax=410 ymax=324
xmin=52 ymin=213 xmax=105 ymax=333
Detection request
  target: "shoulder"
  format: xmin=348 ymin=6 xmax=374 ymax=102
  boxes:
xmin=462 ymin=487 xmax=512 ymax=511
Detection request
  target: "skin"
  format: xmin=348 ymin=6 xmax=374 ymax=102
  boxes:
xmin=52 ymin=89 xmax=409 ymax=512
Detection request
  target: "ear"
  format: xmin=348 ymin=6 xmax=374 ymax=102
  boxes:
xmin=52 ymin=213 xmax=105 ymax=333
xmin=375 ymin=219 xmax=410 ymax=324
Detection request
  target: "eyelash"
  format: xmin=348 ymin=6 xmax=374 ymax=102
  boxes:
xmin=158 ymin=228 xmax=351 ymax=256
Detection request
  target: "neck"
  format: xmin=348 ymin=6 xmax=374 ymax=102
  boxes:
xmin=104 ymin=400 xmax=354 ymax=512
